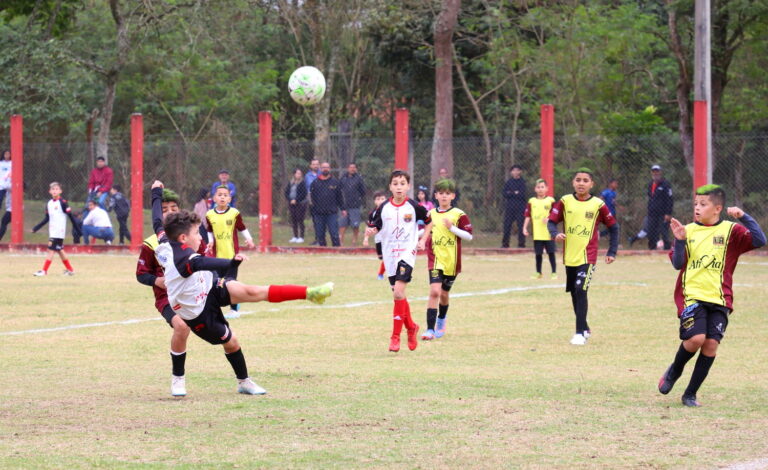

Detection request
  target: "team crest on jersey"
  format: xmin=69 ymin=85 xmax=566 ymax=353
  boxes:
xmin=585 ymin=211 xmax=595 ymax=220
xmin=712 ymin=235 xmax=725 ymax=246
xmin=403 ymin=214 xmax=413 ymax=223
xmin=226 ymin=219 xmax=233 ymax=226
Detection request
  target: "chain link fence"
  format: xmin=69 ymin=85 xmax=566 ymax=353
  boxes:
xmin=4 ymin=132 xmax=768 ymax=248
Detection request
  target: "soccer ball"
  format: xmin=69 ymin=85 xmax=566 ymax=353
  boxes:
xmin=288 ymin=66 xmax=326 ymax=106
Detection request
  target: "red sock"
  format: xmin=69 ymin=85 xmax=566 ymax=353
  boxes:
xmin=63 ymin=259 xmax=74 ymax=272
xmin=267 ymin=285 xmax=307 ymax=302
xmin=42 ymin=259 xmax=52 ymax=273
xmin=392 ymin=299 xmax=406 ymax=336
xmin=401 ymin=298 xmax=416 ymax=330
xmin=378 ymin=261 xmax=386 ymax=276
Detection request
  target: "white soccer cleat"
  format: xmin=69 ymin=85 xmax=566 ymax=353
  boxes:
xmin=296 ymin=237 xmax=304 ymax=243
xmin=289 ymin=237 xmax=298 ymax=243
xmin=33 ymin=270 xmax=47 ymax=277
xmin=237 ymin=378 xmax=267 ymax=395
xmin=570 ymin=333 xmax=587 ymax=346
xmin=171 ymin=375 xmax=186 ymax=397
xmin=63 ymin=270 xmax=75 ymax=276
xmin=224 ymin=309 xmax=241 ymax=319
xmin=583 ymin=330 xmax=591 ymax=339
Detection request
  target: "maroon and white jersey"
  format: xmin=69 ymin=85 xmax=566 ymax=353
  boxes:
xmin=368 ymin=198 xmax=431 ymax=276
xmin=46 ymin=198 xmax=73 ymax=239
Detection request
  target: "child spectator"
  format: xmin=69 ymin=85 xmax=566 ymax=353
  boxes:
xmin=108 ymin=184 xmax=131 ymax=244
xmin=149 ymin=180 xmax=332 ymax=395
xmin=658 ymin=184 xmax=765 ymax=407
xmin=547 ymin=168 xmax=618 ymax=345
xmin=523 ymin=179 xmax=557 ymax=279
xmin=82 ymin=199 xmax=115 ymax=245
xmin=365 ymin=171 xmax=431 ymax=352
xmin=31 ymin=182 xmax=78 ymax=276
xmin=206 ymin=185 xmax=255 ymax=319
xmin=362 ymin=191 xmax=388 ymax=280
xmin=416 ymin=185 xmax=434 ymax=212
xmin=417 ymin=179 xmax=472 ymax=340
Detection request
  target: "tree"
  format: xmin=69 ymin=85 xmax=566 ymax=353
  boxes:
xmin=431 ymin=0 xmax=460 ymax=184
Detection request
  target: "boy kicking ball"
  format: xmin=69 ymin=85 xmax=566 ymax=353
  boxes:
xmin=150 ymin=180 xmax=333 ymax=395
xmin=658 ymin=184 xmax=765 ymax=407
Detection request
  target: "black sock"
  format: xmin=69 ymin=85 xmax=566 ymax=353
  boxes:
xmin=571 ymin=289 xmax=589 ymax=333
xmin=535 ymin=255 xmax=543 ymax=274
xmin=438 ymin=304 xmax=449 ymax=319
xmin=426 ymin=308 xmax=437 ymax=330
xmin=225 ymin=348 xmax=249 ymax=380
xmin=671 ymin=342 xmax=696 ymax=378
xmin=548 ymin=253 xmax=556 ymax=273
xmin=684 ymin=354 xmax=715 ymax=397
xmin=170 ymin=351 xmax=186 ymax=377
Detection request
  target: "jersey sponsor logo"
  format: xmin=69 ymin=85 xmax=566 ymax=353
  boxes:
xmin=689 ymin=254 xmax=723 ymax=270
xmin=403 ymin=213 xmax=413 ymax=223
xmin=432 ymin=235 xmax=456 ymax=247
xmin=567 ymin=224 xmax=592 ymax=237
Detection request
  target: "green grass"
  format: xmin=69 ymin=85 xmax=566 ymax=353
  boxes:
xmin=1 ymin=252 xmax=767 ymax=468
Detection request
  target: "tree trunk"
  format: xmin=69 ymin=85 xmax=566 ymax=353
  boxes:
xmin=665 ymin=2 xmax=694 ymax=175
xmin=313 ymin=45 xmax=337 ymax=164
xmin=96 ymin=72 xmax=118 ymax=163
xmin=430 ymin=0 xmax=460 ymax=186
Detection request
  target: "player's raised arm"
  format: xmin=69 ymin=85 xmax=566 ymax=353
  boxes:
xmin=150 ymin=181 xmax=165 ymax=237
xmin=728 ymin=207 xmax=767 ymax=248
xmin=669 ymin=218 xmax=688 ymax=270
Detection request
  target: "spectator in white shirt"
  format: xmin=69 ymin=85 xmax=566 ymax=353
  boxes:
xmin=82 ymin=199 xmax=114 ymax=245
xmin=0 ymin=149 xmax=11 ymax=208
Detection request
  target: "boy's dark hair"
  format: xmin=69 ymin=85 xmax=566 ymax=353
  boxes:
xmin=573 ymin=167 xmax=594 ymax=179
xmin=96 ymin=156 xmax=105 ymax=162
xmin=162 ymin=189 xmax=181 ymax=205
xmin=113 ymin=184 xmax=122 ymax=192
xmin=373 ymin=190 xmax=387 ymax=199
xmin=696 ymin=184 xmax=726 ymax=207
xmin=535 ymin=178 xmax=547 ymax=185
xmin=197 ymin=188 xmax=209 ymax=201
xmin=390 ymin=170 xmax=410 ymax=184
xmin=510 ymin=164 xmax=522 ymax=171
xmin=164 ymin=210 xmax=201 ymax=241
xmin=214 ymin=185 xmax=231 ymax=194
xmin=434 ymin=178 xmax=456 ymax=193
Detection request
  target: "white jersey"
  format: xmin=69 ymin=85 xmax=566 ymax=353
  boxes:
xmin=83 ymin=206 xmax=112 ymax=228
xmin=155 ymin=241 xmax=213 ymax=320
xmin=0 ymin=160 xmax=10 ymax=190
xmin=46 ymin=198 xmax=72 ymax=239
xmin=368 ymin=198 xmax=431 ymax=276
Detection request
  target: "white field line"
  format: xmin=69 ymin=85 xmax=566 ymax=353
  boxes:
xmin=0 ymin=282 xmax=646 ymax=337
xmin=722 ymin=458 xmax=768 ymax=470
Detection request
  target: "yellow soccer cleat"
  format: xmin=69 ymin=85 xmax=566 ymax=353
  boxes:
xmin=307 ymin=282 xmax=334 ymax=304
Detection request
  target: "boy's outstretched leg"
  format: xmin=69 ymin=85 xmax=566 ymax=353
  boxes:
xmin=227 ymin=281 xmax=333 ymax=305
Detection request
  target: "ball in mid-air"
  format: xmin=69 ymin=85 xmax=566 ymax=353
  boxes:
xmin=288 ymin=66 xmax=326 ymax=106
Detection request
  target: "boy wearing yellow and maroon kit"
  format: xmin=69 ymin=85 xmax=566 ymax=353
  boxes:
xmin=365 ymin=170 xmax=431 ymax=353
xmin=658 ymin=185 xmax=765 ymax=407
xmin=523 ymin=178 xmax=557 ymax=279
xmin=547 ymin=168 xmax=618 ymax=346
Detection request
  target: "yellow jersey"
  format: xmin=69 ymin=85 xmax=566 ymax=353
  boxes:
xmin=426 ymin=207 xmax=472 ymax=276
xmin=206 ymin=207 xmax=247 ymax=259
xmin=525 ymin=196 xmax=555 ymax=241
xmin=548 ymin=194 xmax=615 ymax=266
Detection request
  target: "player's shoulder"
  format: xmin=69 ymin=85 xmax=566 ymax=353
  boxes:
xmin=143 ymin=234 xmax=159 ymax=250
xmin=546 ymin=196 xmax=555 ymax=203
xmin=528 ymin=197 xmax=537 ymax=204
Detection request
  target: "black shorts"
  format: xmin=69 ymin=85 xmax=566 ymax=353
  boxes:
xmin=376 ymin=241 xmax=383 ymax=259
xmin=48 ymin=238 xmax=64 ymax=251
xmin=429 ymin=268 xmax=457 ymax=292
xmin=184 ymin=277 xmax=234 ymax=345
xmin=388 ymin=260 xmax=414 ymax=286
xmin=565 ymin=264 xmax=595 ymax=293
xmin=679 ymin=301 xmax=730 ymax=342
xmin=534 ymin=240 xmax=556 ymax=256
xmin=161 ymin=304 xmax=176 ymax=327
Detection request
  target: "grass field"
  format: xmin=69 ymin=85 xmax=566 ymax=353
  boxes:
xmin=1 ymin=251 xmax=767 ymax=469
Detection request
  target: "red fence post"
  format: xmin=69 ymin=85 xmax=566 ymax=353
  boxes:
xmin=693 ymin=100 xmax=710 ymax=191
xmin=130 ymin=114 xmax=144 ymax=250
xmin=258 ymin=111 xmax=272 ymax=251
xmin=540 ymin=105 xmax=555 ymax=197
xmin=395 ymin=108 xmax=409 ymax=170
xmin=10 ymin=115 xmax=24 ymax=245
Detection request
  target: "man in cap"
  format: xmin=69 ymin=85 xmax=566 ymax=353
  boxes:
xmin=211 ymin=169 xmax=237 ymax=208
xmin=645 ymin=164 xmax=673 ymax=250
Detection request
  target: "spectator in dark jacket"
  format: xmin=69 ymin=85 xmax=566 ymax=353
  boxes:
xmin=108 ymin=184 xmax=131 ymax=244
xmin=309 ymin=162 xmax=344 ymax=246
xmin=285 ymin=168 xmax=308 ymax=243
xmin=502 ymin=165 xmax=527 ymax=248
xmin=339 ymin=163 xmax=367 ymax=246
xmin=646 ymin=164 xmax=673 ymax=250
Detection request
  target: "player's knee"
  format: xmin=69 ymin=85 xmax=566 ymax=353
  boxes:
xmin=702 ymin=338 xmax=720 ymax=356
xmin=685 ymin=334 xmax=706 ymax=350
xmin=439 ymin=291 xmax=449 ymax=304
xmin=428 ymin=285 xmax=441 ymax=299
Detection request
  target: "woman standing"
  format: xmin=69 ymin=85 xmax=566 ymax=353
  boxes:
xmin=285 ymin=168 xmax=308 ymax=243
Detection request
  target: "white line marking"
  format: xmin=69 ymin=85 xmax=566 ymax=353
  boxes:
xmin=723 ymin=458 xmax=768 ymax=470
xmin=0 ymin=282 xmax=646 ymax=337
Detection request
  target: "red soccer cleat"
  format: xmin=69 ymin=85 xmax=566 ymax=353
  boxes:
xmin=389 ymin=335 xmax=400 ymax=352
xmin=406 ymin=324 xmax=419 ymax=351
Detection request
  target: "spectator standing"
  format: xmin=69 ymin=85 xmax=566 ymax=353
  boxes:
xmin=0 ymin=149 xmax=11 ymax=208
xmin=0 ymin=189 xmax=11 ymax=241
xmin=82 ymin=199 xmax=115 ymax=244
xmin=339 ymin=162 xmax=367 ymax=246
xmin=431 ymin=168 xmax=460 ymax=207
xmin=305 ymin=159 xmax=320 ymax=245
xmin=210 ymin=169 xmax=237 ymax=208
xmin=309 ymin=162 xmax=343 ymax=246
xmin=108 ymin=184 xmax=131 ymax=244
xmin=285 ymin=168 xmax=308 ymax=243
xmin=646 ymin=164 xmax=674 ymax=250
xmin=87 ymin=156 xmax=114 ymax=209
xmin=416 ymin=186 xmax=435 ymax=211
xmin=600 ymin=179 xmax=619 ymax=237
xmin=501 ymin=165 xmax=527 ymax=248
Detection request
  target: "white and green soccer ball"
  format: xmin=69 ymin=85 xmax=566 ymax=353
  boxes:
xmin=288 ymin=66 xmax=326 ymax=106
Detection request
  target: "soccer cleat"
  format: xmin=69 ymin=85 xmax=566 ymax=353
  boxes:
xmin=289 ymin=237 xmax=297 ymax=243
xmin=628 ymin=235 xmax=638 ymax=247
xmin=389 ymin=335 xmax=400 ymax=352
xmin=296 ymin=237 xmax=304 ymax=243
xmin=33 ymin=270 xmax=47 ymax=277
xmin=171 ymin=375 xmax=187 ymax=397
xmin=550 ymin=273 xmax=558 ymax=280
xmin=63 ymin=270 xmax=75 ymax=276
xmin=421 ymin=329 xmax=435 ymax=341
xmin=681 ymin=394 xmax=701 ymax=407
xmin=106 ymin=240 xmax=112 ymax=245
xmin=435 ymin=317 xmax=447 ymax=338
xmin=658 ymin=364 xmax=679 ymax=395
xmin=377 ymin=274 xmax=384 ymax=280
xmin=531 ymin=273 xmax=542 ymax=279
xmin=307 ymin=282 xmax=334 ymax=304
xmin=237 ymin=378 xmax=267 ymax=395
xmin=406 ymin=324 xmax=419 ymax=351
xmin=570 ymin=333 xmax=587 ymax=345
xmin=224 ymin=309 xmax=241 ymax=319
xmin=583 ymin=330 xmax=591 ymax=339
